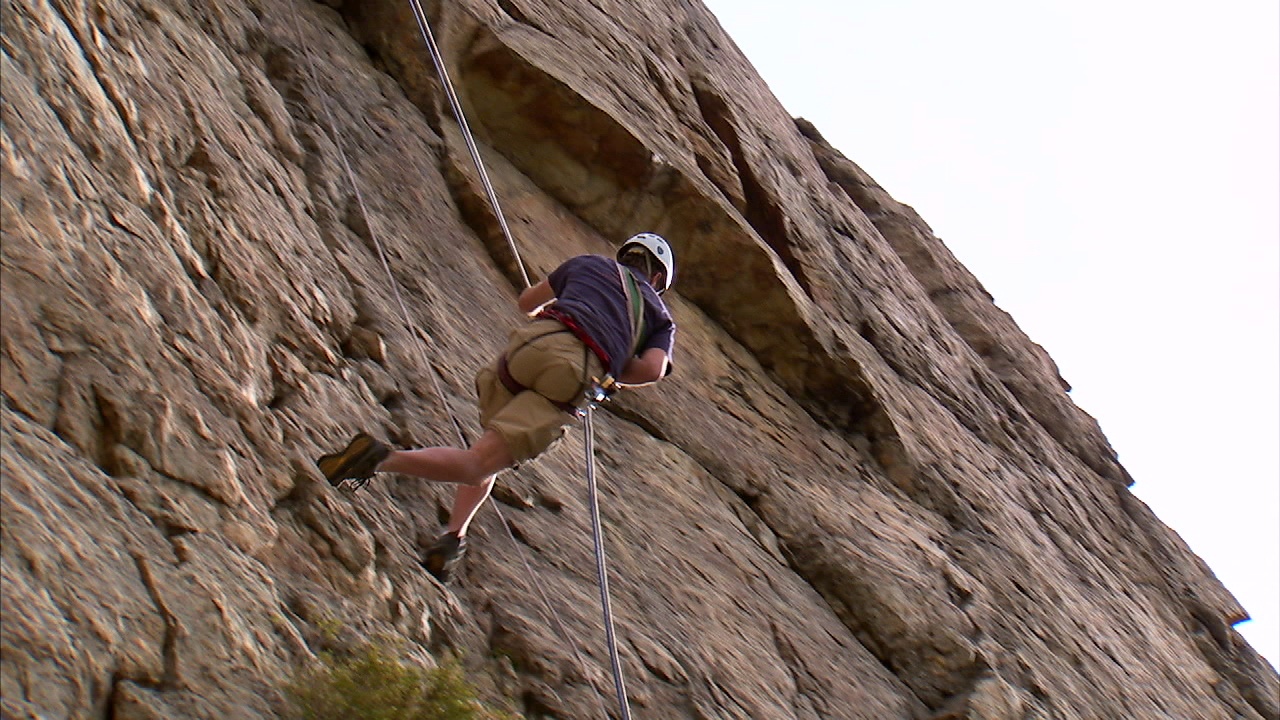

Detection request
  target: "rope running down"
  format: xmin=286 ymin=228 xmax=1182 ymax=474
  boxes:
xmin=406 ymin=0 xmax=530 ymax=290
xmin=583 ymin=402 xmax=633 ymax=720
xmin=284 ymin=3 xmax=611 ymax=718
xmin=405 ymin=5 xmax=633 ymax=718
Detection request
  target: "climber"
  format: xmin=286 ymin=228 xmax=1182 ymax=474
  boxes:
xmin=315 ymin=233 xmax=677 ymax=582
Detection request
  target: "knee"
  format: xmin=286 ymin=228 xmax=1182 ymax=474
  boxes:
xmin=466 ymin=429 xmax=516 ymax=481
xmin=457 ymin=466 xmax=493 ymax=487
xmin=455 ymin=451 xmax=505 ymax=486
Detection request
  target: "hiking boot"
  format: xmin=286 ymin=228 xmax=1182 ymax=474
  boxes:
xmin=422 ymin=531 xmax=467 ymax=583
xmin=316 ymin=432 xmax=389 ymax=490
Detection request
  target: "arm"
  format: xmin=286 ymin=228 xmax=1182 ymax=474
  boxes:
xmin=615 ymin=347 xmax=669 ymax=387
xmin=517 ymin=279 xmax=556 ymax=315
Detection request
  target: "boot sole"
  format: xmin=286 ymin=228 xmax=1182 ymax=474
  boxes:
xmin=423 ymin=536 xmax=466 ymax=582
xmin=317 ymin=434 xmax=381 ymax=485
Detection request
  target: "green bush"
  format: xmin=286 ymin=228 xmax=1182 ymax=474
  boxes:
xmin=286 ymin=641 xmax=517 ymax=720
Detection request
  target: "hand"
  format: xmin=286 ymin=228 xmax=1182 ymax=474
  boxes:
xmin=518 ymin=279 xmax=556 ymax=315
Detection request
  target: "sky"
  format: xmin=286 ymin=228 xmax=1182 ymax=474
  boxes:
xmin=701 ymin=0 xmax=1279 ymax=668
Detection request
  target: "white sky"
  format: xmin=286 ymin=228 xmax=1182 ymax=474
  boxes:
xmin=701 ymin=0 xmax=1280 ymax=668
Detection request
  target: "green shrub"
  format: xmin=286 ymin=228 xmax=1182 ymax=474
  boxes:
xmin=286 ymin=641 xmax=517 ymax=720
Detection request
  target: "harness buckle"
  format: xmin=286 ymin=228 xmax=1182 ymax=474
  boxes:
xmin=585 ymin=376 xmax=617 ymax=406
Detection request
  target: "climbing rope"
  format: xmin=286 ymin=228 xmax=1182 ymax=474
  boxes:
xmin=406 ymin=0 xmax=530 ymax=290
xmin=403 ymin=9 xmax=634 ymax=718
xmin=279 ymin=2 xmax=477 ymax=461
xmin=285 ymin=3 xmax=632 ymax=717
xmin=582 ymin=398 xmax=633 ymax=720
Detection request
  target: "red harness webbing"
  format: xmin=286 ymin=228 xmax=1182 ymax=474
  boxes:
xmin=536 ymin=308 xmax=612 ymax=372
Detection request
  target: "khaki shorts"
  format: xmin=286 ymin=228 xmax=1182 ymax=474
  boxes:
xmin=475 ymin=318 xmax=605 ymax=462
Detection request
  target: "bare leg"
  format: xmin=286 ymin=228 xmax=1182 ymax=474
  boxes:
xmin=446 ymin=475 xmax=495 ymax=536
xmin=380 ymin=430 xmax=513 ymax=543
xmin=378 ymin=429 xmax=514 ymax=487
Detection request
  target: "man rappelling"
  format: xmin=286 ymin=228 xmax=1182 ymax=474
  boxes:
xmin=315 ymin=233 xmax=677 ymax=582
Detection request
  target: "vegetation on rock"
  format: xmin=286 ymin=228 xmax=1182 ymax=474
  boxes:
xmin=286 ymin=642 xmax=516 ymax=720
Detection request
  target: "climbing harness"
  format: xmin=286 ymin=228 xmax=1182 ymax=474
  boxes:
xmin=286 ymin=3 xmax=636 ymax=718
xmin=494 ymin=326 xmax=592 ymax=415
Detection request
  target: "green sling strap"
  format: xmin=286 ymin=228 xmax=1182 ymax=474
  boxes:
xmin=617 ymin=262 xmax=647 ymax=359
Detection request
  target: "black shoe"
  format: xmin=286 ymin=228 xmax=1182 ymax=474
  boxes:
xmin=316 ymin=432 xmax=389 ymax=490
xmin=422 ymin=531 xmax=467 ymax=583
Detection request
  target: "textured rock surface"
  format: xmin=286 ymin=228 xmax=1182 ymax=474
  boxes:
xmin=2 ymin=0 xmax=1276 ymax=719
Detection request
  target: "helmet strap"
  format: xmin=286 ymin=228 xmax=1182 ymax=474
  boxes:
xmin=620 ymin=247 xmax=667 ymax=292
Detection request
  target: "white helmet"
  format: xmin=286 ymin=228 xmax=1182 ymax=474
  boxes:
xmin=617 ymin=232 xmax=675 ymax=293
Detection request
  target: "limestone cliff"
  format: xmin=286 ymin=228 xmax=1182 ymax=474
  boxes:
xmin=2 ymin=1 xmax=1276 ymax=718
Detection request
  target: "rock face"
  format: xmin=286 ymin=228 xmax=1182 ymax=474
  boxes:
xmin=1 ymin=1 xmax=1275 ymax=718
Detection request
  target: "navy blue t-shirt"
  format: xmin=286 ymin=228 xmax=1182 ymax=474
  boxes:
xmin=546 ymin=254 xmax=676 ymax=379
